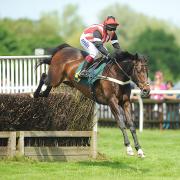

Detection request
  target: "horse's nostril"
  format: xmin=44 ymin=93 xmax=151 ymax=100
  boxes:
xmin=141 ymin=89 xmax=150 ymax=98
xmin=143 ymin=89 xmax=148 ymax=93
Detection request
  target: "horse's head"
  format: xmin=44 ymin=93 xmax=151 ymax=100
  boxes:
xmin=112 ymin=50 xmax=150 ymax=97
xmin=131 ymin=53 xmax=150 ymax=98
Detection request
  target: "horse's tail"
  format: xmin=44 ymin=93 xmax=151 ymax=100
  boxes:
xmin=35 ymin=43 xmax=71 ymax=70
xmin=35 ymin=57 xmax=51 ymax=70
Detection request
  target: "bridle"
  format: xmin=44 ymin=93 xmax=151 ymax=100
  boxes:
xmin=113 ymin=58 xmax=150 ymax=90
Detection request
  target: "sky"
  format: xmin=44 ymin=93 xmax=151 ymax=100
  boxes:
xmin=0 ymin=0 xmax=180 ymax=27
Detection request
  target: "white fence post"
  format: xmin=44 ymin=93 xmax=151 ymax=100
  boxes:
xmin=138 ymin=94 xmax=144 ymax=132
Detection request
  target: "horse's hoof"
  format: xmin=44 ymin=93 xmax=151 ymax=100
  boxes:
xmin=126 ymin=145 xmax=134 ymax=156
xmin=137 ymin=149 xmax=145 ymax=158
xmin=29 ymin=93 xmax=34 ymax=98
xmin=33 ymin=92 xmax=39 ymax=98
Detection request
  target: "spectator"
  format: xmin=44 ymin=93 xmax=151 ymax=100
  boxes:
xmin=164 ymin=81 xmax=177 ymax=100
xmin=150 ymin=71 xmax=166 ymax=122
xmin=150 ymin=71 xmax=166 ymax=100
xmin=163 ymin=80 xmax=179 ymax=129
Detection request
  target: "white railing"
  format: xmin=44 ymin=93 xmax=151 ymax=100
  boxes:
xmin=0 ymin=55 xmax=50 ymax=93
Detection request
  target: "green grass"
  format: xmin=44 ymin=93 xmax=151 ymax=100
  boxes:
xmin=0 ymin=128 xmax=180 ymax=180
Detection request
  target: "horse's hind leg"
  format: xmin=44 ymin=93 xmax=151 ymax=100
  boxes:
xmin=34 ymin=73 xmax=47 ymax=98
xmin=123 ymin=100 xmax=145 ymax=158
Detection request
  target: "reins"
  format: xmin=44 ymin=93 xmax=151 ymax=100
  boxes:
xmin=114 ymin=58 xmax=131 ymax=80
xmin=97 ymin=58 xmax=133 ymax=85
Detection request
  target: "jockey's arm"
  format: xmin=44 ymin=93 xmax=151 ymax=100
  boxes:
xmin=92 ymin=30 xmax=109 ymax=56
xmin=111 ymin=33 xmax=122 ymax=53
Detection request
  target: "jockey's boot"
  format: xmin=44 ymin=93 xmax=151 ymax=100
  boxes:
xmin=79 ymin=61 xmax=92 ymax=77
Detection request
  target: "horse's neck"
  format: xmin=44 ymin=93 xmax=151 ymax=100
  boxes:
xmin=111 ymin=61 xmax=132 ymax=81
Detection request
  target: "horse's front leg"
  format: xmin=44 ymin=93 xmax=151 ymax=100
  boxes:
xmin=123 ymin=100 xmax=145 ymax=158
xmin=109 ymin=96 xmax=132 ymax=155
xmin=34 ymin=73 xmax=52 ymax=98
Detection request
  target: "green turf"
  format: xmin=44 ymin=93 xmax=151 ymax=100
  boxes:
xmin=0 ymin=128 xmax=180 ymax=180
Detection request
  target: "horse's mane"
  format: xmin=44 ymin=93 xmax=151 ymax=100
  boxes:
xmin=49 ymin=43 xmax=89 ymax=58
xmin=50 ymin=43 xmax=71 ymax=57
xmin=114 ymin=51 xmax=147 ymax=63
xmin=114 ymin=51 xmax=135 ymax=61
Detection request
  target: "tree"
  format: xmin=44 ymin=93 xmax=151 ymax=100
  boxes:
xmin=58 ymin=4 xmax=85 ymax=47
xmin=0 ymin=16 xmax=64 ymax=55
xmin=0 ymin=4 xmax=85 ymax=55
xmin=98 ymin=3 xmax=180 ymax=50
xmin=0 ymin=26 xmax=18 ymax=55
xmin=129 ymin=28 xmax=180 ymax=81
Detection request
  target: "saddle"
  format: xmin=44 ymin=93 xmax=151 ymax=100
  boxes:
xmin=74 ymin=57 xmax=108 ymax=86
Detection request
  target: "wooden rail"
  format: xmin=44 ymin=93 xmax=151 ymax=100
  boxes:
xmin=0 ymin=131 xmax=97 ymax=161
xmin=16 ymin=131 xmax=97 ymax=161
xmin=0 ymin=132 xmax=16 ymax=157
xmin=98 ymin=99 xmax=180 ymax=129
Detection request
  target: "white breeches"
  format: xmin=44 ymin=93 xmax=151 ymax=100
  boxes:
xmin=80 ymin=33 xmax=103 ymax=60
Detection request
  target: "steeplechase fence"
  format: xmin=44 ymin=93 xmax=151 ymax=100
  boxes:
xmin=0 ymin=54 xmax=98 ymax=161
xmin=0 ymin=92 xmax=97 ymax=160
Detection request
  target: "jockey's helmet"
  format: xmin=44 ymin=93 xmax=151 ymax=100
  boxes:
xmin=103 ymin=16 xmax=119 ymax=31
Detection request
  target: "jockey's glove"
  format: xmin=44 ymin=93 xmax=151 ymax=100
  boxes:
xmin=107 ymin=53 xmax=115 ymax=61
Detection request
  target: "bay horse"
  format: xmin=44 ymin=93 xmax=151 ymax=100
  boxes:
xmin=34 ymin=43 xmax=150 ymax=158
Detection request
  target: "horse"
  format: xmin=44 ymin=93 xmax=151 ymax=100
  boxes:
xmin=34 ymin=43 xmax=150 ymax=158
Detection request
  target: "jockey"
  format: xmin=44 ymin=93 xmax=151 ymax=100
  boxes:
xmin=79 ymin=15 xmax=122 ymax=77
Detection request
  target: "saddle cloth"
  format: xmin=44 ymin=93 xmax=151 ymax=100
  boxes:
xmin=74 ymin=60 xmax=106 ymax=86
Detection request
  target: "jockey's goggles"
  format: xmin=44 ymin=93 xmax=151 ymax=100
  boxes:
xmin=105 ymin=25 xmax=117 ymax=31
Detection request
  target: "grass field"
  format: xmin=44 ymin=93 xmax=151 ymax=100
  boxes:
xmin=0 ymin=128 xmax=180 ymax=180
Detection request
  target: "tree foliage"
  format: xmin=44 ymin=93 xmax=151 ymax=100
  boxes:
xmin=0 ymin=17 xmax=63 ymax=55
xmin=129 ymin=28 xmax=180 ymax=81
xmin=0 ymin=4 xmax=85 ymax=55
xmin=0 ymin=26 xmax=18 ymax=55
xmin=58 ymin=4 xmax=85 ymax=47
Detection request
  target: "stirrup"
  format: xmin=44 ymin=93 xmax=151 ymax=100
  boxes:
xmin=79 ymin=70 xmax=89 ymax=77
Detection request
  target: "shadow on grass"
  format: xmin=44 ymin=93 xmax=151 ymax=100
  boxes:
xmin=78 ymin=153 xmax=149 ymax=173
xmin=79 ymin=161 xmax=149 ymax=172
xmin=78 ymin=160 xmax=149 ymax=173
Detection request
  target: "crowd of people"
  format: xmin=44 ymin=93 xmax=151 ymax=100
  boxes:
xmin=142 ymin=70 xmax=179 ymax=129
xmin=130 ymin=70 xmax=179 ymax=129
